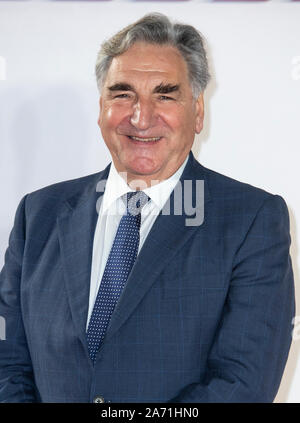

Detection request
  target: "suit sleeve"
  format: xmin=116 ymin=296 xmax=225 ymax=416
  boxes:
xmin=0 ymin=195 xmax=40 ymax=402
xmin=170 ymin=194 xmax=295 ymax=403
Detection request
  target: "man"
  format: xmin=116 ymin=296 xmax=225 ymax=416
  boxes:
xmin=0 ymin=13 xmax=295 ymax=403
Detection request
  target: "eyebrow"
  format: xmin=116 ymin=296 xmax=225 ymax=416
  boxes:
xmin=107 ymin=82 xmax=180 ymax=94
xmin=108 ymin=83 xmax=133 ymax=92
xmin=153 ymin=83 xmax=180 ymax=94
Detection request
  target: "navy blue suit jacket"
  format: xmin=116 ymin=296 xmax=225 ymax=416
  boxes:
xmin=0 ymin=152 xmax=295 ymax=402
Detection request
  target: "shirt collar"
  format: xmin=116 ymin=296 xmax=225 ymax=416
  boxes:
xmin=143 ymin=155 xmax=188 ymax=210
xmin=102 ymin=155 xmax=189 ymax=213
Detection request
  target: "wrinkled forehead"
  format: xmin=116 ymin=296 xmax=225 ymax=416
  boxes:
xmin=103 ymin=42 xmax=191 ymax=88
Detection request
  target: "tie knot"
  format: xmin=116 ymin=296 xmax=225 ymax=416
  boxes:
xmin=123 ymin=191 xmax=149 ymax=216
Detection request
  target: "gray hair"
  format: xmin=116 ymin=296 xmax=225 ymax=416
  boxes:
xmin=95 ymin=13 xmax=210 ymax=98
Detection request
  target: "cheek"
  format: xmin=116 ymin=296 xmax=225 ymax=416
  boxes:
xmin=177 ymin=107 xmax=197 ymax=134
xmin=160 ymin=106 xmax=197 ymax=149
xmin=99 ymin=106 xmax=114 ymax=130
xmin=161 ymin=109 xmax=188 ymax=135
xmin=100 ymin=104 xmax=126 ymax=131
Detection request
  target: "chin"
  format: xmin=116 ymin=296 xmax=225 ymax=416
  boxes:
xmin=129 ymin=165 xmax=158 ymax=178
xmin=127 ymin=157 xmax=161 ymax=177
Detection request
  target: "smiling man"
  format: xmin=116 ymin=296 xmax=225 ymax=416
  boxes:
xmin=0 ymin=13 xmax=295 ymax=403
xmin=98 ymin=41 xmax=204 ymax=185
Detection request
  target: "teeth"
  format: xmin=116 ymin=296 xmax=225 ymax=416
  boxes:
xmin=130 ymin=136 xmax=161 ymax=142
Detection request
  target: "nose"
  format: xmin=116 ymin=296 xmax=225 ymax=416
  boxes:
xmin=130 ymin=99 xmax=155 ymax=130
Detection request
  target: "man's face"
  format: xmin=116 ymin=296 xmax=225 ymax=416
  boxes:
xmin=98 ymin=42 xmax=204 ymax=185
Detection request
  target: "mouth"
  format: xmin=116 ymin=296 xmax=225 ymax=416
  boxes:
xmin=127 ymin=135 xmax=162 ymax=144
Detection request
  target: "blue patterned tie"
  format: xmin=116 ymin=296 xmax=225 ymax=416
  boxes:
xmin=87 ymin=191 xmax=149 ymax=363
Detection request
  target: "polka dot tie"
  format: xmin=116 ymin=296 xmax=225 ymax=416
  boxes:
xmin=87 ymin=191 xmax=149 ymax=364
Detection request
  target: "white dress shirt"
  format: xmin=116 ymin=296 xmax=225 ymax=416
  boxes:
xmin=86 ymin=156 xmax=188 ymax=329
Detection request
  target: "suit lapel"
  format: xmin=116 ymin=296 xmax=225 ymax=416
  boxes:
xmin=56 ymin=153 xmax=211 ymax=356
xmin=103 ymin=152 xmax=211 ymax=346
xmin=57 ymin=165 xmax=110 ymax=356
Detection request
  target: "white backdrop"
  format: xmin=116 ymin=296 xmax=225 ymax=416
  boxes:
xmin=0 ymin=1 xmax=299 ymax=402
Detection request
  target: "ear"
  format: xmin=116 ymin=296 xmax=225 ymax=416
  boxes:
xmin=195 ymin=93 xmax=204 ymax=134
xmin=97 ymin=96 xmax=103 ymax=127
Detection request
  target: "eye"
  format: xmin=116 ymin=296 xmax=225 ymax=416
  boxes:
xmin=158 ymin=95 xmax=174 ymax=101
xmin=113 ymin=93 xmax=131 ymax=100
xmin=114 ymin=93 xmax=130 ymax=99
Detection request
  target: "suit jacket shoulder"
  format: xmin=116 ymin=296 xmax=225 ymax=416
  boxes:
xmin=23 ymin=165 xmax=110 ymax=223
xmin=196 ymin=158 xmax=286 ymax=212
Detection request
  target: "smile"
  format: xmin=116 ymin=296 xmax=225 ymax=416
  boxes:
xmin=128 ymin=136 xmax=162 ymax=142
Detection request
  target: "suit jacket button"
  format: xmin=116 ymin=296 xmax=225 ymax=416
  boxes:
xmin=93 ymin=396 xmax=105 ymax=403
